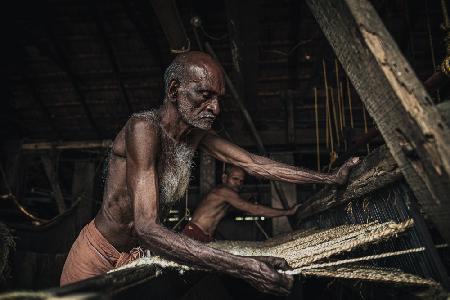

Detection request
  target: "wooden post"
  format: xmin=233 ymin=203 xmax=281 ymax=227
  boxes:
xmin=270 ymin=153 xmax=297 ymax=234
xmin=306 ymin=0 xmax=450 ymax=242
xmin=41 ymin=155 xmax=66 ymax=214
xmin=199 ymin=150 xmax=216 ymax=197
xmin=72 ymin=161 xmax=96 ymax=230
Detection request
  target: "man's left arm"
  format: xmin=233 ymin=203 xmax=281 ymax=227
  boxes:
xmin=200 ymin=132 xmax=359 ymax=185
xmin=223 ymin=188 xmax=301 ymax=217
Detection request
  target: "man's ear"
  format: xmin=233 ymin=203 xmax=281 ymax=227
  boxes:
xmin=222 ymin=173 xmax=227 ymax=184
xmin=167 ymin=79 xmax=180 ymax=102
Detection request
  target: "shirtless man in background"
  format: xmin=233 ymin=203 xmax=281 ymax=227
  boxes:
xmin=60 ymin=51 xmax=359 ymax=295
xmin=183 ymin=165 xmax=300 ymax=242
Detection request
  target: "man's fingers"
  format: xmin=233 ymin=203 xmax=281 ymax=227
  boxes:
xmin=277 ymin=259 xmax=291 ymax=271
xmin=269 ymin=257 xmax=291 ymax=270
xmin=351 ymin=157 xmax=360 ymax=165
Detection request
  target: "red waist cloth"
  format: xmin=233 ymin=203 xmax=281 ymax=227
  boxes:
xmin=182 ymin=222 xmax=214 ymax=243
xmin=60 ymin=220 xmax=143 ymax=286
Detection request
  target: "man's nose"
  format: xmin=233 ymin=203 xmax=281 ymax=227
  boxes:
xmin=207 ymin=99 xmax=220 ymax=115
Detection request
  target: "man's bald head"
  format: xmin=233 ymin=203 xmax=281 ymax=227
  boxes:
xmin=222 ymin=165 xmax=245 ymax=192
xmin=163 ymin=51 xmax=223 ymax=94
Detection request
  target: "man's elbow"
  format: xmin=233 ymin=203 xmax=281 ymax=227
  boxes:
xmin=134 ymin=221 xmax=163 ymax=242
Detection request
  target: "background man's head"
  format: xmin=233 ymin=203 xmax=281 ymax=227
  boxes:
xmin=222 ymin=165 xmax=245 ymax=192
xmin=163 ymin=51 xmax=225 ymax=130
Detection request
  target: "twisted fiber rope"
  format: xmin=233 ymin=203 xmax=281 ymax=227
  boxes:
xmin=285 ymin=247 xmax=425 ymax=273
xmin=301 ymin=265 xmax=439 ymax=287
xmin=283 ymin=220 xmax=414 ymax=268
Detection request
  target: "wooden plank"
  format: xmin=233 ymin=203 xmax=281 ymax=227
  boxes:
xmin=306 ymin=0 xmax=450 ymax=242
xmin=199 ymin=150 xmax=216 ymax=197
xmin=296 ymin=146 xmax=402 ymax=222
xmin=41 ymin=155 xmax=66 ymax=214
xmin=22 ymin=140 xmax=113 ymax=151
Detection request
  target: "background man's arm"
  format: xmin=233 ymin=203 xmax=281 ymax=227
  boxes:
xmin=125 ymin=117 xmax=292 ymax=295
xmin=223 ymin=188 xmax=299 ymax=217
xmin=200 ymin=132 xmax=358 ymax=185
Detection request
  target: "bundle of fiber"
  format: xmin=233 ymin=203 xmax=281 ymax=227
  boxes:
xmin=209 ymin=219 xmax=414 ymax=268
xmin=300 ymin=265 xmax=439 ymax=287
xmin=112 ymin=219 xmax=440 ymax=288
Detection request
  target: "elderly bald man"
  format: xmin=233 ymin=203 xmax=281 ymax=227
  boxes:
xmin=60 ymin=51 xmax=359 ymax=295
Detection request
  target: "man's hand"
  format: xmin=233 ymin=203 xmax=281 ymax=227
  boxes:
xmin=250 ymin=256 xmax=292 ymax=271
xmin=287 ymin=204 xmax=301 ymax=216
xmin=242 ymin=257 xmax=293 ymax=295
xmin=333 ymin=157 xmax=360 ymax=185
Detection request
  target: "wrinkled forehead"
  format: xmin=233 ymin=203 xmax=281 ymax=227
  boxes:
xmin=185 ymin=63 xmax=225 ymax=93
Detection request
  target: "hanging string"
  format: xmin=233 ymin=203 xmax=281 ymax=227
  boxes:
xmin=334 ymin=60 xmax=344 ymax=134
xmin=329 ymin=87 xmax=340 ymax=148
xmin=322 ymin=59 xmax=330 ymax=150
xmin=346 ymin=77 xmax=354 ymax=129
xmin=314 ymin=87 xmax=320 ymax=171
xmin=340 ymin=81 xmax=346 ymax=128
xmin=339 ymin=81 xmax=347 ymax=151
xmin=326 ymin=92 xmax=334 ymax=154
xmin=362 ymin=105 xmax=370 ymax=154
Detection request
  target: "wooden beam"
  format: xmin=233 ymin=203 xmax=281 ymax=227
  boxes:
xmin=91 ymin=3 xmax=133 ymax=114
xmin=41 ymin=155 xmax=66 ymax=214
xmin=22 ymin=140 xmax=112 ymax=151
xmin=296 ymin=146 xmax=402 ymax=222
xmin=149 ymin=0 xmax=190 ymax=53
xmin=306 ymin=0 xmax=450 ymax=242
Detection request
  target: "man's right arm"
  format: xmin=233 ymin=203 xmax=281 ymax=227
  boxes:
xmin=222 ymin=188 xmax=300 ymax=217
xmin=125 ymin=117 xmax=292 ymax=296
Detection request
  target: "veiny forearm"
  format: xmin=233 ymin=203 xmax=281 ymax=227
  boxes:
xmin=244 ymin=154 xmax=335 ymax=184
xmin=136 ymin=224 xmax=256 ymax=278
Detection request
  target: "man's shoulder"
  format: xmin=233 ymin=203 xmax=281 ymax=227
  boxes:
xmin=213 ymin=185 xmax=238 ymax=198
xmin=126 ymin=110 xmax=160 ymax=134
